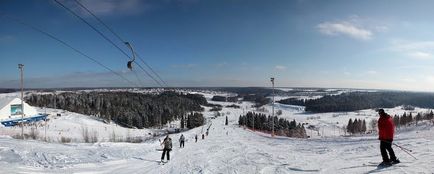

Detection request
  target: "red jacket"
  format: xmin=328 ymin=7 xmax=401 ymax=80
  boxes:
xmin=378 ymin=114 xmax=395 ymax=141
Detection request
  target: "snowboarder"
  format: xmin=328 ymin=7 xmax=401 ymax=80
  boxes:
xmin=377 ymin=109 xmax=400 ymax=166
xmin=195 ymin=134 xmax=198 ymax=142
xmin=160 ymin=135 xmax=172 ymax=162
xmin=179 ymin=134 xmax=185 ymax=148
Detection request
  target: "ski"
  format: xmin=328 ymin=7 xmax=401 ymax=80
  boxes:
xmin=366 ymin=161 xmax=408 ymax=170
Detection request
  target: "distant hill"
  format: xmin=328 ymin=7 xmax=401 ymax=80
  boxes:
xmin=304 ymin=91 xmax=434 ymax=112
xmin=0 ymin=88 xmax=17 ymax=94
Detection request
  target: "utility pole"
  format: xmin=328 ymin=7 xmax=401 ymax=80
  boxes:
xmin=270 ymin=77 xmax=275 ymax=137
xmin=18 ymin=64 xmax=24 ymax=138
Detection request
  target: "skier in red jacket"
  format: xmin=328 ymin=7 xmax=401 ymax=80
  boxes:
xmin=377 ymin=109 xmax=399 ymax=166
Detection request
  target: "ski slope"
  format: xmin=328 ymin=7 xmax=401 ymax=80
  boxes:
xmin=1 ymin=108 xmax=433 ymax=173
xmin=0 ymin=91 xmax=433 ymax=173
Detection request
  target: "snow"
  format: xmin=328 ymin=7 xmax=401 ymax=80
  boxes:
xmin=0 ymin=91 xmax=433 ymax=173
xmin=0 ymin=107 xmax=152 ymax=143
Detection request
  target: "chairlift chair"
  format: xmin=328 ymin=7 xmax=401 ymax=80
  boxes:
xmin=125 ymin=42 xmax=136 ymax=70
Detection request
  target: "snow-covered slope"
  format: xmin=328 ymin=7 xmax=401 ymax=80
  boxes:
xmin=1 ymin=107 xmax=433 ymax=173
xmin=0 ymin=91 xmax=433 ymax=173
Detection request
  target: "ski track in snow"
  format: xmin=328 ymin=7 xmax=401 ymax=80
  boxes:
xmin=1 ymin=116 xmax=433 ymax=174
xmin=0 ymin=92 xmax=434 ymax=173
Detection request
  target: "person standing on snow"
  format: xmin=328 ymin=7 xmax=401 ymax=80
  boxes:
xmin=179 ymin=134 xmax=185 ymax=148
xmin=161 ymin=135 xmax=172 ymax=162
xmin=195 ymin=134 xmax=198 ymax=142
xmin=377 ymin=109 xmax=400 ymax=166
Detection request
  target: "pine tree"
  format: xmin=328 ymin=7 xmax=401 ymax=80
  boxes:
xmin=362 ymin=119 xmax=366 ymax=133
xmin=354 ymin=119 xmax=360 ymax=134
xmin=429 ymin=110 xmax=434 ymax=120
xmin=408 ymin=113 xmax=413 ymax=125
xmin=393 ymin=115 xmax=400 ymax=129
xmin=186 ymin=113 xmax=191 ymax=128
xmin=416 ymin=113 xmax=422 ymax=126
xmin=347 ymin=119 xmax=353 ymax=134
xmin=180 ymin=115 xmax=185 ymax=129
xmin=225 ymin=116 xmax=228 ymax=125
xmin=400 ymin=112 xmax=407 ymax=126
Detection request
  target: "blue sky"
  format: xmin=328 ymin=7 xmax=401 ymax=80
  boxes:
xmin=1 ymin=0 xmax=434 ymax=91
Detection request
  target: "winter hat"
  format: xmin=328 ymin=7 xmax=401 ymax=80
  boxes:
xmin=378 ymin=109 xmax=385 ymax=115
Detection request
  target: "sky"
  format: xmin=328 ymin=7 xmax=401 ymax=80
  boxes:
xmin=1 ymin=0 xmax=434 ymax=91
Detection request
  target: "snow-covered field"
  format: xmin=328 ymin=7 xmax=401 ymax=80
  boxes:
xmin=0 ymin=107 xmax=152 ymax=143
xmin=0 ymin=90 xmax=433 ymax=173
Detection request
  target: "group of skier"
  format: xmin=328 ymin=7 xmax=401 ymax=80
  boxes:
xmin=160 ymin=132 xmax=205 ymax=163
xmin=160 ymin=109 xmax=402 ymax=166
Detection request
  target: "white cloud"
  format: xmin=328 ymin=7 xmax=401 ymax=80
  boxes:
xmin=274 ymin=65 xmax=287 ymax=71
xmin=366 ymin=70 xmax=377 ymax=74
xmin=391 ymin=40 xmax=434 ymax=51
xmin=408 ymin=51 xmax=433 ymax=60
xmin=390 ymin=40 xmax=434 ymax=60
xmin=374 ymin=26 xmax=389 ymax=32
xmin=400 ymin=78 xmax=416 ymax=83
xmin=365 ymin=70 xmax=377 ymax=75
xmin=317 ymin=21 xmax=373 ymax=41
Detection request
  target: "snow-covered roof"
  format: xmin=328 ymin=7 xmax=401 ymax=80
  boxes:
xmin=0 ymin=97 xmax=16 ymax=110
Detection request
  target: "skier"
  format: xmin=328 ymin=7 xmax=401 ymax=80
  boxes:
xmin=377 ymin=109 xmax=400 ymax=166
xmin=160 ymin=135 xmax=172 ymax=162
xmin=195 ymin=134 xmax=198 ymax=142
xmin=202 ymin=134 xmax=205 ymax=139
xmin=179 ymin=134 xmax=185 ymax=148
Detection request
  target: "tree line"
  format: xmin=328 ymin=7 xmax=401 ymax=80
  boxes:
xmin=277 ymin=98 xmax=306 ymax=106
xmin=181 ymin=112 xmax=205 ymax=129
xmin=26 ymin=91 xmax=207 ymax=129
xmin=238 ymin=112 xmax=307 ymax=138
xmin=346 ymin=118 xmax=367 ymax=134
xmin=303 ymin=92 xmax=434 ymax=112
xmin=346 ymin=110 xmax=434 ymax=135
xmin=392 ymin=111 xmax=434 ymax=128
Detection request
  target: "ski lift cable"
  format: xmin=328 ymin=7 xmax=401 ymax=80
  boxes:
xmin=54 ymin=0 xmax=164 ymax=88
xmin=0 ymin=13 xmax=140 ymax=88
xmin=135 ymin=62 xmax=164 ymax=87
xmin=72 ymin=0 xmax=169 ymax=88
xmin=123 ymin=42 xmax=161 ymax=88
xmin=136 ymin=54 xmax=169 ymax=87
xmin=132 ymin=69 xmax=146 ymax=87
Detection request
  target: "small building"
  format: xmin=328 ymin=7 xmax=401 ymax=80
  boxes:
xmin=0 ymin=97 xmax=37 ymax=121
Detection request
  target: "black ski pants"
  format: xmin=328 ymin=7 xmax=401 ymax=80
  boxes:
xmin=380 ymin=141 xmax=396 ymax=162
xmin=180 ymin=141 xmax=185 ymax=148
xmin=161 ymin=149 xmax=170 ymax=161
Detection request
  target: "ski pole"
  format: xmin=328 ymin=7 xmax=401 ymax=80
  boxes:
xmin=393 ymin=143 xmax=417 ymax=160
xmin=392 ymin=143 xmax=412 ymax=152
